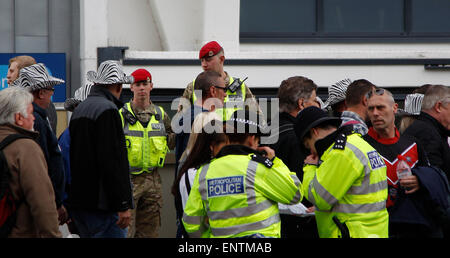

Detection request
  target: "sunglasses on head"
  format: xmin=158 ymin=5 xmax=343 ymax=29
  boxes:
xmin=366 ymin=88 xmax=385 ymax=99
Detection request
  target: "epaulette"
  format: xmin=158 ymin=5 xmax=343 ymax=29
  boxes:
xmin=251 ymin=154 xmax=273 ymax=168
xmin=333 ymin=133 xmax=347 ymax=150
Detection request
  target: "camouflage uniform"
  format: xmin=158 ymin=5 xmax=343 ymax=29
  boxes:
xmin=178 ymin=71 xmax=262 ymax=115
xmin=127 ymin=101 xmax=175 ymax=238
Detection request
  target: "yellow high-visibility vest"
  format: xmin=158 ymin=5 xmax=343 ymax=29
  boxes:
xmin=192 ymin=76 xmax=246 ymax=121
xmin=183 ymin=149 xmax=302 ymax=238
xmin=119 ymin=102 xmax=168 ymax=175
xmin=303 ymin=133 xmax=389 ymax=238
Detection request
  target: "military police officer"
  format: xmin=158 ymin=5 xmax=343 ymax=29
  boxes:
xmin=179 ymin=41 xmax=261 ymax=121
xmin=120 ymin=68 xmax=175 ymax=238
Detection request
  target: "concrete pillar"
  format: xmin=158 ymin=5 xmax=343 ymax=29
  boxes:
xmin=79 ymin=0 xmax=108 ymax=84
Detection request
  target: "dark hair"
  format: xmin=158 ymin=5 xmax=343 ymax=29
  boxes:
xmin=302 ymin=123 xmax=338 ymax=149
xmin=193 ymin=70 xmax=222 ymax=100
xmin=345 ymin=79 xmax=376 ymax=107
xmin=171 ymin=120 xmax=227 ymax=196
xmin=277 ymin=76 xmax=317 ymax=113
xmin=413 ymin=84 xmax=433 ymax=94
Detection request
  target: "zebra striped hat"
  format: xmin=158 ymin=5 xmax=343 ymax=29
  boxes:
xmin=87 ymin=60 xmax=134 ymax=85
xmin=404 ymin=93 xmax=424 ymax=115
xmin=64 ymin=83 xmax=94 ymax=112
xmin=11 ymin=63 xmax=64 ymax=92
xmin=323 ymin=78 xmax=352 ymax=109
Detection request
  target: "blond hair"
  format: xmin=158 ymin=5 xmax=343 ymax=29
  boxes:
xmin=9 ymin=55 xmax=37 ymax=70
xmin=180 ymin=112 xmax=221 ymax=162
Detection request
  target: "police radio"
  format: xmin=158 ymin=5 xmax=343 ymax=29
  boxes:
xmin=122 ymin=109 xmax=137 ymax=125
xmin=228 ymin=77 xmax=248 ymax=93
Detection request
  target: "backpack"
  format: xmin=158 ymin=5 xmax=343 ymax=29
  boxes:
xmin=0 ymin=134 xmax=29 ymax=238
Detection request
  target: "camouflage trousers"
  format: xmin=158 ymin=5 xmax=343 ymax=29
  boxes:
xmin=127 ymin=170 xmax=163 ymax=238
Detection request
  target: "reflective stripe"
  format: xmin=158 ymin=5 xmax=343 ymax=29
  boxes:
xmin=208 ymin=200 xmax=274 ymax=221
xmin=198 ymin=164 xmax=210 ymax=203
xmin=332 ymin=200 xmax=386 ymax=214
xmin=211 ymin=213 xmax=280 ymax=237
xmin=124 ymin=130 xmax=144 ymax=137
xmin=130 ymin=166 xmax=156 ymax=174
xmin=308 ymin=180 xmax=317 ymax=206
xmin=313 ymin=176 xmax=338 ymax=207
xmin=245 ymin=160 xmax=258 ymax=205
xmin=345 ymin=142 xmax=388 ymax=195
xmin=148 ymin=130 xmax=166 ymax=137
xmin=289 ymin=175 xmax=302 ymax=205
xmin=183 ymin=212 xmax=203 ymax=225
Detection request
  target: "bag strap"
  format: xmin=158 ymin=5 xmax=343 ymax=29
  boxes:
xmin=0 ymin=134 xmax=31 ymax=151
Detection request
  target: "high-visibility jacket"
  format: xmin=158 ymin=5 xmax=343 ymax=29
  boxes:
xmin=303 ymin=132 xmax=389 ymax=238
xmin=192 ymin=76 xmax=246 ymax=121
xmin=119 ymin=102 xmax=168 ymax=175
xmin=182 ymin=145 xmax=302 ymax=238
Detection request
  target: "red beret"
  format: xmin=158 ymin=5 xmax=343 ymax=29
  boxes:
xmin=199 ymin=41 xmax=223 ymax=59
xmin=131 ymin=69 xmax=152 ymax=83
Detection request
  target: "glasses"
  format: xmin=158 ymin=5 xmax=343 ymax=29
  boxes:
xmin=213 ymin=85 xmax=228 ymax=92
xmin=44 ymin=88 xmax=55 ymax=92
xmin=366 ymin=88 xmax=385 ymax=99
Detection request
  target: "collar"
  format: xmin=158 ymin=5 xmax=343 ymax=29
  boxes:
xmin=32 ymin=102 xmax=47 ymax=119
xmin=341 ymin=111 xmax=366 ymax=124
xmin=89 ymin=85 xmax=124 ymax=109
xmin=419 ymin=112 xmax=450 ymax=137
xmin=215 ymin=144 xmax=257 ymax=159
xmin=367 ymin=127 xmax=400 ymax=145
xmin=315 ymin=125 xmax=353 ymax=158
xmin=2 ymin=123 xmax=39 ymax=140
xmin=279 ymin=112 xmax=297 ymax=124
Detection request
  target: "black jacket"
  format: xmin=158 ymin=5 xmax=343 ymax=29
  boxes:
xmin=68 ymin=86 xmax=133 ymax=212
xmin=269 ymin=112 xmax=312 ymax=208
xmin=404 ymin=112 xmax=450 ymax=178
xmin=269 ymin=112 xmax=305 ymax=176
xmin=33 ymin=102 xmax=65 ymax=208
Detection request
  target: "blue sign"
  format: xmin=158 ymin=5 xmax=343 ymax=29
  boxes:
xmin=368 ymin=151 xmax=386 ymax=170
xmin=0 ymin=53 xmax=66 ymax=102
xmin=207 ymin=176 xmax=245 ymax=198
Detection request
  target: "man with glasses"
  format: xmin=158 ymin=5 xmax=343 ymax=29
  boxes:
xmin=11 ymin=63 xmax=68 ymax=226
xmin=178 ymin=41 xmax=260 ymax=121
xmin=174 ymin=70 xmax=227 ymax=237
xmin=362 ymin=88 xmax=445 ymax=238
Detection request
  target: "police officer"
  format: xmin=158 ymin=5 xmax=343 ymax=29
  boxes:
xmin=183 ymin=110 xmax=302 ymax=238
xmin=120 ymin=68 xmax=175 ymax=238
xmin=179 ymin=41 xmax=261 ymax=120
xmin=295 ymin=106 xmax=389 ymax=238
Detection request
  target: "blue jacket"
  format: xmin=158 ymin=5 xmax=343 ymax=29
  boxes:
xmin=58 ymin=128 xmax=71 ymax=203
xmin=390 ymin=166 xmax=450 ymax=233
xmin=33 ymin=102 xmax=65 ymax=208
xmin=174 ymin=105 xmax=208 ymax=178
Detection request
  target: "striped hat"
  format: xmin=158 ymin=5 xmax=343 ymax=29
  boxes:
xmin=11 ymin=63 xmax=64 ymax=92
xmin=64 ymin=83 xmax=94 ymax=112
xmin=323 ymin=78 xmax=352 ymax=109
xmin=404 ymin=93 xmax=424 ymax=115
xmin=87 ymin=60 xmax=134 ymax=85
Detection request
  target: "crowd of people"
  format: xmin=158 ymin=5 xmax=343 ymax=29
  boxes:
xmin=1 ymin=40 xmax=449 ymax=238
